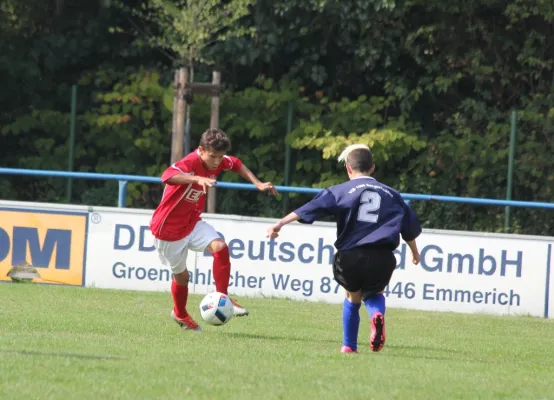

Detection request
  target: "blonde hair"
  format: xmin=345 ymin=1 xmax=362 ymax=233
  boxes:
xmin=337 ymin=144 xmax=370 ymax=163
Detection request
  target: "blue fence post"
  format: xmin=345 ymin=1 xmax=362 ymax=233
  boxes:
xmin=118 ymin=180 xmax=128 ymax=208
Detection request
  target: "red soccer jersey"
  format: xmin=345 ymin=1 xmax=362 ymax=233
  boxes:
xmin=149 ymin=150 xmax=243 ymax=241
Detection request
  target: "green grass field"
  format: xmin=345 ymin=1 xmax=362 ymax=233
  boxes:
xmin=1 ymin=283 xmax=553 ymax=400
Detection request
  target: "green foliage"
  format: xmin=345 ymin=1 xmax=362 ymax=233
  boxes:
xmin=78 ymin=69 xmax=172 ymax=207
xmin=287 ymin=95 xmax=426 ymax=187
xmin=121 ymin=0 xmax=256 ymax=64
xmin=2 ymin=0 xmax=554 ymax=235
xmin=387 ymin=0 xmax=554 ymax=234
xmin=1 ymin=66 xmax=173 ymax=207
xmin=199 ymin=78 xmax=301 ymax=217
xmin=208 ymin=0 xmax=404 ymax=92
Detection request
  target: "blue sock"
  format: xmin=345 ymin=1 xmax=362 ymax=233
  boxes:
xmin=342 ymin=299 xmax=361 ymax=350
xmin=364 ymin=293 xmax=386 ymax=318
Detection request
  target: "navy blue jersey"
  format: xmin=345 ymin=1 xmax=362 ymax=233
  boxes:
xmin=294 ymin=177 xmax=421 ymax=251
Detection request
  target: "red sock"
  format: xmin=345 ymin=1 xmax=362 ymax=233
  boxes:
xmin=171 ymin=279 xmax=189 ymax=319
xmin=213 ymin=247 xmax=231 ymax=294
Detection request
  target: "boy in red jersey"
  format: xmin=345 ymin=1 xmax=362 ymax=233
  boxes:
xmin=150 ymin=128 xmax=278 ymax=331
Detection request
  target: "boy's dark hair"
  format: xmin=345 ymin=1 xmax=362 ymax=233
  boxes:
xmin=347 ymin=148 xmax=373 ymax=172
xmin=199 ymin=128 xmax=231 ymax=152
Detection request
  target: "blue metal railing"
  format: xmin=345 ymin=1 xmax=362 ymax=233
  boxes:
xmin=1 ymin=167 xmax=554 ymax=211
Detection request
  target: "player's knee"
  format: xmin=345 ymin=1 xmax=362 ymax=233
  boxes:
xmin=346 ymin=290 xmax=362 ymax=303
xmin=173 ymin=270 xmax=189 ymax=286
xmin=212 ymin=244 xmax=230 ymax=264
xmin=208 ymin=239 xmax=228 ymax=255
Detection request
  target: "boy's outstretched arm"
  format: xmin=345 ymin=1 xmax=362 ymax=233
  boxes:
xmin=267 ymin=189 xmax=336 ymax=239
xmin=237 ymin=164 xmax=278 ymax=196
xmin=267 ymin=212 xmax=300 ymax=239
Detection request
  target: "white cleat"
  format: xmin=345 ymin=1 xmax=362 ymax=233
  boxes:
xmin=230 ymin=299 xmax=249 ymax=317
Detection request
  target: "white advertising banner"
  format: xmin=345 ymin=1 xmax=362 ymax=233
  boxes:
xmin=389 ymin=233 xmax=551 ymax=317
xmin=192 ymin=216 xmax=340 ymax=302
xmin=85 ymin=210 xmax=176 ymax=292
xmin=1 ymin=200 xmax=552 ymax=318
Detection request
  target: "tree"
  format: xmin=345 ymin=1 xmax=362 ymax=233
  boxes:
xmin=123 ymin=0 xmax=256 ymax=160
xmin=129 ymin=0 xmax=255 ymax=65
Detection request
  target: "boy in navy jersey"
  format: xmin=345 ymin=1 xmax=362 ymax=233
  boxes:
xmin=267 ymin=144 xmax=422 ymax=353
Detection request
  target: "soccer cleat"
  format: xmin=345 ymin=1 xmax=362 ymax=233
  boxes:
xmin=340 ymin=345 xmax=359 ymax=354
xmin=230 ymin=298 xmax=249 ymax=317
xmin=370 ymin=312 xmax=386 ymax=352
xmin=171 ymin=310 xmax=202 ymax=332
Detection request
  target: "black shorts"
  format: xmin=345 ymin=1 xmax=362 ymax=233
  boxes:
xmin=332 ymin=246 xmax=396 ymax=300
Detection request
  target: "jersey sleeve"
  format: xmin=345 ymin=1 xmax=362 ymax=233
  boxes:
xmin=161 ymin=158 xmax=195 ymax=184
xmin=400 ymin=200 xmax=422 ymax=242
xmin=294 ymin=189 xmax=337 ymax=224
xmin=222 ymin=155 xmax=243 ymax=172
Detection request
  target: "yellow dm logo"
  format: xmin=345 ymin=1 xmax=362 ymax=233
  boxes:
xmin=0 ymin=209 xmax=88 ymax=286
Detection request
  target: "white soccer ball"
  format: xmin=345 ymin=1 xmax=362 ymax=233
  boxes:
xmin=199 ymin=292 xmax=234 ymax=326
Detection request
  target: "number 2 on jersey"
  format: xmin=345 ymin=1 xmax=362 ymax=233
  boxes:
xmin=357 ymin=191 xmax=381 ymax=223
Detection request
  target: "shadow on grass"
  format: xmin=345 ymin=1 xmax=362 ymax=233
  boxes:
xmin=225 ymin=332 xmax=337 ymax=344
xmin=387 ymin=343 xmax=460 ymax=352
xmin=0 ymin=349 xmax=127 ymax=360
xmin=213 ymin=333 xmax=498 ymax=365
xmin=224 ymin=334 xmax=469 ymax=351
